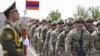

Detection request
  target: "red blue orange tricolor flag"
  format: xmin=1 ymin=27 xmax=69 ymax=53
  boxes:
xmin=26 ymin=0 xmax=39 ymax=10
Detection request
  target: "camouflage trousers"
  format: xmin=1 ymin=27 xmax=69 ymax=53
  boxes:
xmin=43 ymin=45 xmax=49 ymax=56
xmin=37 ymin=39 xmax=43 ymax=56
xmin=93 ymin=50 xmax=100 ymax=56
xmin=66 ymin=51 xmax=93 ymax=56
xmin=48 ymin=49 xmax=55 ymax=56
xmin=30 ymin=37 xmax=38 ymax=51
xmin=55 ymin=47 xmax=66 ymax=56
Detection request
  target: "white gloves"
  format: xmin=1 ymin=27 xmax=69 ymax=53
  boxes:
xmin=23 ymin=36 xmax=29 ymax=46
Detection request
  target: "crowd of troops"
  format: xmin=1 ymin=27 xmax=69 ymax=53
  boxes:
xmin=21 ymin=16 xmax=100 ymax=56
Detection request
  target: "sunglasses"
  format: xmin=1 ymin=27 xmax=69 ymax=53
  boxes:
xmin=67 ymin=24 xmax=73 ymax=26
xmin=75 ymin=21 xmax=84 ymax=24
xmin=86 ymin=21 xmax=93 ymax=23
xmin=58 ymin=23 xmax=64 ymax=24
xmin=51 ymin=24 xmax=56 ymax=26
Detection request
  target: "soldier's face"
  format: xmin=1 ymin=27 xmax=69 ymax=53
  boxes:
xmin=75 ymin=21 xmax=84 ymax=28
xmin=52 ymin=25 xmax=56 ymax=29
xmin=12 ymin=11 xmax=20 ymax=21
xmin=57 ymin=23 xmax=64 ymax=28
xmin=86 ymin=21 xmax=93 ymax=26
xmin=66 ymin=24 xmax=73 ymax=30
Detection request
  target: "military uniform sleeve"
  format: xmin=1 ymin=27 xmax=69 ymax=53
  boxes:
xmin=56 ymin=31 xmax=64 ymax=49
xmin=50 ymin=31 xmax=55 ymax=50
xmin=1 ymin=28 xmax=19 ymax=56
xmin=65 ymin=31 xmax=73 ymax=53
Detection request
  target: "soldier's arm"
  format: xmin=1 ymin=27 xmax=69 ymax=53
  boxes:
xmin=87 ymin=31 xmax=93 ymax=51
xmin=65 ymin=31 xmax=72 ymax=54
xmin=50 ymin=31 xmax=55 ymax=50
xmin=43 ymin=30 xmax=50 ymax=49
xmin=44 ymin=30 xmax=50 ymax=46
xmin=56 ymin=32 xmax=64 ymax=49
xmin=1 ymin=29 xmax=19 ymax=56
xmin=40 ymin=28 xmax=44 ymax=43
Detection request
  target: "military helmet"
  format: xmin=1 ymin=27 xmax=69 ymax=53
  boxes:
xmin=75 ymin=16 xmax=84 ymax=23
xmin=96 ymin=17 xmax=100 ymax=21
xmin=35 ymin=19 xmax=39 ymax=22
xmin=46 ymin=19 xmax=52 ymax=23
xmin=51 ymin=21 xmax=57 ymax=26
xmin=65 ymin=18 xmax=74 ymax=24
xmin=42 ymin=19 xmax=46 ymax=22
xmin=85 ymin=16 xmax=94 ymax=23
xmin=57 ymin=19 xmax=64 ymax=24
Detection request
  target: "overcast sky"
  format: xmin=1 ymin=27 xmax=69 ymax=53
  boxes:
xmin=1 ymin=0 xmax=100 ymax=20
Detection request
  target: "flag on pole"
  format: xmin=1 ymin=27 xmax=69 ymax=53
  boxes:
xmin=26 ymin=0 xmax=39 ymax=10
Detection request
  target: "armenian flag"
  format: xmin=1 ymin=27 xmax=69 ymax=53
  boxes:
xmin=26 ymin=0 xmax=39 ymax=10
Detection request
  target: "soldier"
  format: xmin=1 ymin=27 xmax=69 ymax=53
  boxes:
xmin=29 ymin=19 xmax=39 ymax=50
xmin=43 ymin=21 xmax=57 ymax=56
xmin=91 ymin=20 xmax=100 ymax=56
xmin=65 ymin=16 xmax=92 ymax=56
xmin=40 ymin=19 xmax=52 ymax=56
xmin=36 ymin=19 xmax=47 ymax=56
xmin=84 ymin=17 xmax=96 ymax=34
xmin=55 ymin=18 xmax=74 ymax=56
xmin=0 ymin=2 xmax=23 ymax=56
xmin=49 ymin=19 xmax=64 ymax=56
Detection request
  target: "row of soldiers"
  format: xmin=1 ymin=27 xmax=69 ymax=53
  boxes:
xmin=27 ymin=16 xmax=100 ymax=56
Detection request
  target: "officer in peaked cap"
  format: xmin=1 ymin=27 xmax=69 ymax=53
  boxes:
xmin=0 ymin=1 xmax=23 ymax=56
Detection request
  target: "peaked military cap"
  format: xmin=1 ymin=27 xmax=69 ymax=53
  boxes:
xmin=4 ymin=2 xmax=18 ymax=18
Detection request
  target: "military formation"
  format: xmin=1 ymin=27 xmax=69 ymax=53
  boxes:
xmin=26 ymin=15 xmax=100 ymax=56
xmin=0 ymin=2 xmax=100 ymax=56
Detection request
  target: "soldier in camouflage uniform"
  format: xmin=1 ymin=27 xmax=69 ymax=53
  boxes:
xmin=40 ymin=19 xmax=52 ymax=56
xmin=43 ymin=21 xmax=57 ymax=56
xmin=84 ymin=17 xmax=96 ymax=34
xmin=29 ymin=19 xmax=39 ymax=50
xmin=55 ymin=18 xmax=74 ymax=56
xmin=91 ymin=20 xmax=100 ymax=56
xmin=65 ymin=16 xmax=92 ymax=56
xmin=49 ymin=19 xmax=64 ymax=56
xmin=36 ymin=19 xmax=47 ymax=56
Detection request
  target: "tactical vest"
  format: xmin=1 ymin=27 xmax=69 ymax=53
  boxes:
xmin=71 ymin=29 xmax=89 ymax=51
xmin=0 ymin=24 xmax=22 ymax=56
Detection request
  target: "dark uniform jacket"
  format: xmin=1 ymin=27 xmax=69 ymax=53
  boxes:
xmin=0 ymin=20 xmax=22 ymax=56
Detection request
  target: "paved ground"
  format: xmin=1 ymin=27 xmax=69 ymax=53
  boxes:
xmin=0 ymin=44 xmax=3 ymax=56
xmin=0 ymin=44 xmax=38 ymax=56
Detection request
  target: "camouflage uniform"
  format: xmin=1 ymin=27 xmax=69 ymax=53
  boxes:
xmin=65 ymin=16 xmax=92 ymax=56
xmin=55 ymin=18 xmax=74 ymax=56
xmin=29 ymin=19 xmax=39 ymax=51
xmin=43 ymin=21 xmax=56 ymax=56
xmin=49 ymin=19 xmax=64 ymax=56
xmin=41 ymin=19 xmax=52 ymax=56
xmin=37 ymin=19 xmax=46 ymax=55
xmin=91 ymin=20 xmax=100 ymax=56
